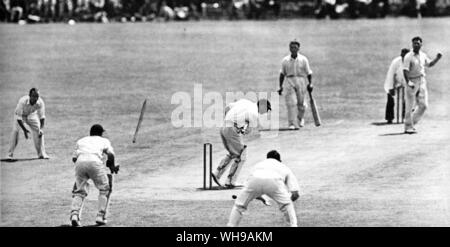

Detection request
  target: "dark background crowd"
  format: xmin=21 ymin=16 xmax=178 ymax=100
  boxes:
xmin=0 ymin=0 xmax=449 ymax=23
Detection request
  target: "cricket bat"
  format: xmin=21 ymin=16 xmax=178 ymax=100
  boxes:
xmin=132 ymin=99 xmax=147 ymax=143
xmin=308 ymin=91 xmax=321 ymax=127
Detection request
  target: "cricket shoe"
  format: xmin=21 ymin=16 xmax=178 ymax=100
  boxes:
xmin=39 ymin=154 xmax=50 ymax=159
xmin=298 ymin=119 xmax=305 ymax=127
xmin=5 ymin=154 xmax=14 ymax=161
xmin=224 ymin=184 xmax=236 ymax=189
xmin=404 ymin=128 xmax=417 ymax=134
xmin=70 ymin=215 xmax=81 ymax=227
xmin=95 ymin=213 xmax=107 ymax=226
xmin=288 ymin=125 xmax=296 ymax=130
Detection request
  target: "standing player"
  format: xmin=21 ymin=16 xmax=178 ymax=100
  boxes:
xmin=227 ymin=150 xmax=300 ymax=227
xmin=402 ymin=36 xmax=442 ymax=134
xmin=278 ymin=40 xmax=314 ymax=129
xmin=70 ymin=124 xmax=119 ymax=227
xmin=383 ymin=48 xmax=409 ymax=124
xmin=6 ymin=88 xmax=49 ymax=160
xmin=211 ymin=98 xmax=271 ymax=188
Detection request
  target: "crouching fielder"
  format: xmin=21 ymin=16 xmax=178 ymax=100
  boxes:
xmin=70 ymin=124 xmax=120 ymax=227
xmin=227 ymin=150 xmax=300 ymax=227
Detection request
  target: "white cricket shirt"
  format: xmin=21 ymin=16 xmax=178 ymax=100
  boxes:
xmin=73 ymin=136 xmax=115 ymax=163
xmin=384 ymin=56 xmax=406 ymax=93
xmin=14 ymin=95 xmax=45 ymax=120
xmin=250 ymin=158 xmax=300 ymax=192
xmin=403 ymin=50 xmax=431 ymax=79
xmin=224 ymin=99 xmax=259 ymax=129
xmin=280 ymin=53 xmax=313 ymax=78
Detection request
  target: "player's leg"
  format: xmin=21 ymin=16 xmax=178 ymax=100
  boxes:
xmin=226 ymin=145 xmax=247 ymax=186
xmin=412 ymin=79 xmax=428 ymax=126
xmin=385 ymin=93 xmax=395 ymax=123
xmin=266 ymin=180 xmax=298 ymax=227
xmin=403 ymin=82 xmax=417 ymax=132
xmin=89 ymin=162 xmax=111 ymax=225
xmin=284 ymin=82 xmax=298 ymax=128
xmin=25 ymin=116 xmax=48 ymax=158
xmin=295 ymin=78 xmax=307 ymax=127
xmin=7 ymin=118 xmax=20 ymax=159
xmin=227 ymin=179 xmax=261 ymax=227
xmin=70 ymin=162 xmax=89 ymax=226
xmin=213 ymin=128 xmax=234 ymax=181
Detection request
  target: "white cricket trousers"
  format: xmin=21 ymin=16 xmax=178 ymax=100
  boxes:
xmin=71 ymin=155 xmax=111 ymax=219
xmin=227 ymin=176 xmax=297 ymax=227
xmin=404 ymin=76 xmax=428 ymax=131
xmin=214 ymin=126 xmax=247 ymax=185
xmin=8 ymin=114 xmax=48 ymax=158
xmin=284 ymin=76 xmax=307 ymax=127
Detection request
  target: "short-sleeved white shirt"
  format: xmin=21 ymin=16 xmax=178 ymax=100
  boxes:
xmin=403 ymin=50 xmax=431 ymax=78
xmin=14 ymin=95 xmax=45 ymax=120
xmin=280 ymin=53 xmax=313 ymax=78
xmin=224 ymin=99 xmax=259 ymax=129
xmin=384 ymin=56 xmax=406 ymax=92
xmin=73 ymin=136 xmax=115 ymax=163
xmin=250 ymin=158 xmax=300 ymax=192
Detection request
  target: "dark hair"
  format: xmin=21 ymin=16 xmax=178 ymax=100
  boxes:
xmin=289 ymin=40 xmax=300 ymax=47
xmin=257 ymin=99 xmax=271 ymax=111
xmin=29 ymin=88 xmax=39 ymax=96
xmin=401 ymin=48 xmax=410 ymax=56
xmin=412 ymin=36 xmax=422 ymax=43
xmin=90 ymin=124 xmax=105 ymax=136
xmin=267 ymin=150 xmax=281 ymax=162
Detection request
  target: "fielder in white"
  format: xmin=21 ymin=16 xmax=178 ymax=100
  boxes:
xmin=402 ymin=36 xmax=442 ymax=134
xmin=278 ymin=40 xmax=313 ymax=129
xmin=211 ymin=98 xmax=271 ymax=188
xmin=383 ymin=48 xmax=409 ymax=123
xmin=6 ymin=88 xmax=49 ymax=160
xmin=227 ymin=150 xmax=300 ymax=227
xmin=70 ymin=124 xmax=119 ymax=227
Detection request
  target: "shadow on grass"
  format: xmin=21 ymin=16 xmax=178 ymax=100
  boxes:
xmin=371 ymin=122 xmax=403 ymax=126
xmin=379 ymin=132 xmax=414 ymax=136
xmin=196 ymin=185 xmax=244 ymax=191
xmin=1 ymin=158 xmax=40 ymax=163
xmin=57 ymin=224 xmax=104 ymax=227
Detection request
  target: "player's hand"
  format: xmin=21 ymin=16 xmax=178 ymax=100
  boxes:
xmin=436 ymin=53 xmax=442 ymax=59
xmin=307 ymin=84 xmax=313 ymax=93
xmin=290 ymin=191 xmax=299 ymax=202
xmin=388 ymin=89 xmax=396 ymax=96
xmin=38 ymin=129 xmax=43 ymax=138
xmin=407 ymin=81 xmax=414 ymax=89
xmin=277 ymin=88 xmax=283 ymax=95
xmin=23 ymin=129 xmax=30 ymax=139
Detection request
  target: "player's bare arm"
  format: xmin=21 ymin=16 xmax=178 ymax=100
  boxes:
xmin=17 ymin=119 xmax=30 ymax=139
xmin=307 ymin=74 xmax=313 ymax=92
xmin=429 ymin=52 xmax=442 ymax=67
xmin=278 ymin=73 xmax=285 ymax=95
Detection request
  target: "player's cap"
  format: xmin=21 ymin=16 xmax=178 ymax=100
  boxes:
xmin=257 ymin=99 xmax=271 ymax=111
xmin=90 ymin=124 xmax=105 ymax=136
xmin=267 ymin=150 xmax=281 ymax=162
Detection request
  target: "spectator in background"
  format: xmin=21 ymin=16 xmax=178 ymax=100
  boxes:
xmin=40 ymin=0 xmax=57 ymax=22
xmin=90 ymin=0 xmax=108 ymax=22
xmin=315 ymin=0 xmax=338 ymax=19
xmin=27 ymin=0 xmax=42 ymax=23
xmin=10 ymin=0 xmax=26 ymax=22
xmin=57 ymin=0 xmax=74 ymax=21
xmin=137 ymin=0 xmax=157 ymax=21
xmin=1 ymin=0 xmax=10 ymax=22
xmin=74 ymin=0 xmax=92 ymax=21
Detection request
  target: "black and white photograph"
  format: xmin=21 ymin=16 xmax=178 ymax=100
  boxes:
xmin=1 ymin=0 xmax=450 ymax=234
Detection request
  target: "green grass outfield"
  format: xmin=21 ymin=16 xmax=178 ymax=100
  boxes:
xmin=1 ymin=18 xmax=450 ymax=226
